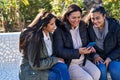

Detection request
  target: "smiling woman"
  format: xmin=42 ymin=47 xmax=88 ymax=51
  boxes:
xmin=88 ymin=6 xmax=120 ymax=80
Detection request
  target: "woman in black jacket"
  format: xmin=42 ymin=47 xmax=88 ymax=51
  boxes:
xmin=87 ymin=6 xmax=120 ymax=80
xmin=53 ymin=4 xmax=100 ymax=80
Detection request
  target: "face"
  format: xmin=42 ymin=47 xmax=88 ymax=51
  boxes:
xmin=67 ymin=11 xmax=81 ymax=28
xmin=44 ymin=17 xmax=56 ymax=33
xmin=90 ymin=12 xmax=105 ymax=29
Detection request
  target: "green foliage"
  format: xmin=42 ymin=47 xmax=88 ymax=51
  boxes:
xmin=50 ymin=0 xmax=84 ymax=16
xmin=0 ymin=0 xmax=120 ymax=32
xmin=103 ymin=0 xmax=120 ymax=20
xmin=0 ymin=0 xmax=23 ymax=32
xmin=20 ymin=0 xmax=52 ymax=26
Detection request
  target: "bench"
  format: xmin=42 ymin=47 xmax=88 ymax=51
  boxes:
xmin=0 ymin=32 xmax=21 ymax=80
xmin=0 ymin=32 xmax=112 ymax=80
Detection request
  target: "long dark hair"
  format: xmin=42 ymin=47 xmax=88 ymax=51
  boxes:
xmin=19 ymin=27 xmax=33 ymax=59
xmin=19 ymin=12 xmax=56 ymax=66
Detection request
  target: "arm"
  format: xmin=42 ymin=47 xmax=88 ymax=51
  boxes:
xmin=108 ymin=28 xmax=120 ymax=60
xmin=29 ymin=56 xmax=58 ymax=70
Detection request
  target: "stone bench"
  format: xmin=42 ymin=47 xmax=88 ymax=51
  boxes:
xmin=0 ymin=32 xmax=21 ymax=80
xmin=0 ymin=32 xmax=112 ymax=80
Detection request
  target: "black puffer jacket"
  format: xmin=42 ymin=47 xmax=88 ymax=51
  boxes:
xmin=53 ymin=20 xmax=89 ymax=66
xmin=88 ymin=18 xmax=120 ymax=61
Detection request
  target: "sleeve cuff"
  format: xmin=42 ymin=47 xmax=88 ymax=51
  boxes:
xmin=106 ymin=57 xmax=112 ymax=62
xmin=94 ymin=54 xmax=100 ymax=59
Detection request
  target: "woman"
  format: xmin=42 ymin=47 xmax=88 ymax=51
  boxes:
xmin=87 ymin=6 xmax=120 ymax=80
xmin=53 ymin=4 xmax=100 ymax=80
xmin=19 ymin=11 xmax=70 ymax=80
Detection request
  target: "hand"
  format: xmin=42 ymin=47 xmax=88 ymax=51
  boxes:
xmin=89 ymin=47 xmax=96 ymax=53
xmin=104 ymin=58 xmax=111 ymax=68
xmin=58 ymin=58 xmax=64 ymax=63
xmin=79 ymin=47 xmax=92 ymax=54
xmin=94 ymin=56 xmax=104 ymax=64
xmin=104 ymin=60 xmax=109 ymax=69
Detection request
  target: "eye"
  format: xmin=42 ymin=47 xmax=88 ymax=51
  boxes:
xmin=50 ymin=23 xmax=53 ymax=25
xmin=72 ymin=17 xmax=76 ymax=19
xmin=78 ymin=16 xmax=81 ymax=19
xmin=96 ymin=17 xmax=100 ymax=20
xmin=91 ymin=18 xmax=94 ymax=21
xmin=50 ymin=22 xmax=55 ymax=26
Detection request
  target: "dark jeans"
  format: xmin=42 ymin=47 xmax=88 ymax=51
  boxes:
xmin=97 ymin=61 xmax=120 ymax=80
xmin=48 ymin=63 xmax=70 ymax=80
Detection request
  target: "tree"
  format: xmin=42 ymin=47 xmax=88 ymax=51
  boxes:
xmin=1 ymin=0 xmax=119 ymax=32
xmin=103 ymin=0 xmax=120 ymax=20
xmin=50 ymin=0 xmax=84 ymax=16
xmin=20 ymin=0 xmax=52 ymax=27
xmin=0 ymin=0 xmax=29 ymax=32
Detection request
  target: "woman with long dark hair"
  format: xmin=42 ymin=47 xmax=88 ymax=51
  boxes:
xmin=19 ymin=11 xmax=70 ymax=80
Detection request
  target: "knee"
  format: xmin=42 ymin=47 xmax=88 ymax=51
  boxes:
xmin=56 ymin=63 xmax=68 ymax=70
xmin=48 ymin=72 xmax=57 ymax=80
xmin=109 ymin=66 xmax=119 ymax=76
xmin=109 ymin=61 xmax=120 ymax=76
xmin=92 ymin=69 xmax=101 ymax=80
xmin=109 ymin=67 xmax=116 ymax=75
xmin=71 ymin=75 xmax=93 ymax=80
xmin=85 ymin=75 xmax=93 ymax=80
xmin=97 ymin=63 xmax=107 ymax=73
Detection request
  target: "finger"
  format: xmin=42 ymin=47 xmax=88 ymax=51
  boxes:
xmin=82 ymin=47 xmax=87 ymax=49
xmin=100 ymin=60 xmax=104 ymax=64
xmin=104 ymin=61 xmax=106 ymax=64
xmin=87 ymin=47 xmax=91 ymax=50
xmin=87 ymin=49 xmax=92 ymax=53
xmin=95 ymin=61 xmax=100 ymax=65
xmin=91 ymin=48 xmax=96 ymax=52
xmin=99 ymin=57 xmax=104 ymax=62
xmin=94 ymin=60 xmax=97 ymax=64
xmin=94 ymin=59 xmax=99 ymax=64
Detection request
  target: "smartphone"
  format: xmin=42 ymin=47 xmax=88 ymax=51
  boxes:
xmin=86 ymin=42 xmax=96 ymax=48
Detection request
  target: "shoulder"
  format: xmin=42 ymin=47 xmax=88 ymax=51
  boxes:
xmin=107 ymin=18 xmax=120 ymax=28
xmin=107 ymin=18 xmax=120 ymax=33
xmin=80 ymin=20 xmax=87 ymax=26
xmin=53 ymin=27 xmax=62 ymax=36
xmin=107 ymin=18 xmax=120 ymax=26
xmin=79 ymin=20 xmax=88 ymax=30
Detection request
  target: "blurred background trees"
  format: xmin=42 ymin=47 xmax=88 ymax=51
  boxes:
xmin=103 ymin=0 xmax=120 ymax=19
xmin=0 ymin=0 xmax=27 ymax=32
xmin=0 ymin=0 xmax=120 ymax=32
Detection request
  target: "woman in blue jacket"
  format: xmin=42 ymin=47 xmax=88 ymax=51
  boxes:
xmin=87 ymin=6 xmax=120 ymax=80
xmin=19 ymin=11 xmax=70 ymax=80
xmin=53 ymin=4 xmax=100 ymax=80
